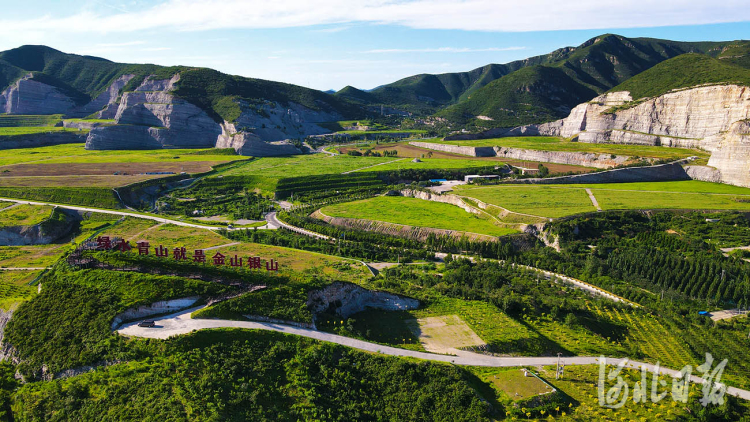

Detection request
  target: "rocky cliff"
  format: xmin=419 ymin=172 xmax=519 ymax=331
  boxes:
xmin=490 ymin=84 xmax=750 ymax=187
xmin=513 ymin=85 xmax=750 ymax=149
xmin=85 ymin=74 xmax=338 ymax=155
xmin=0 ymin=208 xmax=80 ymax=246
xmin=307 ymin=282 xmax=419 ymax=321
xmin=0 ymin=74 xmax=76 ymax=115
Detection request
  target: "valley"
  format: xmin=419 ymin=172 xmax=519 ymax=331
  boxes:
xmin=0 ymin=30 xmax=749 ymax=421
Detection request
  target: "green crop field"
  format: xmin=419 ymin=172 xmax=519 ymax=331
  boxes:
xmin=0 ymin=114 xmax=63 ymax=127
xmin=0 ymin=127 xmax=83 ymax=136
xmin=456 ymin=181 xmax=750 ymax=218
xmin=353 ymin=157 xmax=497 ymax=172
xmin=220 ymin=154 xmax=394 ymax=178
xmin=0 ymin=204 xmax=52 ymax=227
xmin=321 ymin=196 xmax=518 ymax=237
xmin=0 ymin=144 xmax=243 ymax=167
xmin=434 ymin=136 xmax=708 ymax=160
xmin=456 ymin=185 xmax=596 ymax=218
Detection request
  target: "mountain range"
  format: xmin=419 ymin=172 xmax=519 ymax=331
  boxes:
xmin=1 ymin=34 xmax=749 ymax=154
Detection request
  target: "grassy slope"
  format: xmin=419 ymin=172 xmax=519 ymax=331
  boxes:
xmin=0 ymin=144 xmax=243 ymax=166
xmin=0 ymin=204 xmax=52 ymax=227
xmin=609 ymin=53 xmax=750 ymax=100
xmin=436 ymin=136 xmax=708 ymax=160
xmin=321 ymin=196 xmax=517 ymax=236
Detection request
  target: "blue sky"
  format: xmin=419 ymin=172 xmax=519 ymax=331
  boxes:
xmin=1 ymin=0 xmax=749 ymax=90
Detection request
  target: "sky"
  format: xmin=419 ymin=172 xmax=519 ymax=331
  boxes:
xmin=0 ymin=0 xmax=749 ymax=91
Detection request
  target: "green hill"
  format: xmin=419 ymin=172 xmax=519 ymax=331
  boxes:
xmin=0 ymin=45 xmax=359 ymax=122
xmin=435 ymin=35 xmax=749 ymax=127
xmin=609 ymin=53 xmax=750 ymax=100
xmin=337 ymin=34 xmax=748 ymax=126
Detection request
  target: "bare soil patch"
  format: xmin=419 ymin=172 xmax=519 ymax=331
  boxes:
xmin=406 ymin=314 xmax=486 ymax=354
xmin=0 ymin=161 xmax=223 ymax=177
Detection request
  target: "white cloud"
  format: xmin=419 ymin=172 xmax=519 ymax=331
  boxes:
xmin=0 ymin=0 xmax=747 ymax=36
xmin=95 ymin=41 xmax=146 ymax=47
xmin=142 ymin=47 xmax=172 ymax=51
xmin=363 ymin=46 xmax=527 ymax=54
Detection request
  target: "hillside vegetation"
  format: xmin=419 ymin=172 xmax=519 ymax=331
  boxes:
xmin=609 ymin=53 xmax=750 ymax=100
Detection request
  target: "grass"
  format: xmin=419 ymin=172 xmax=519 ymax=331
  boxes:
xmin=0 ymin=204 xmax=52 ymax=227
xmin=220 ymin=155 xmax=394 ymax=178
xmin=473 ymin=367 xmax=554 ymax=401
xmin=0 ymin=115 xmax=63 ymax=127
xmin=0 ymin=127 xmax=83 ymax=136
xmin=433 ymin=136 xmax=708 ymax=160
xmin=455 ymin=181 xmax=750 ymax=218
xmin=0 ymin=175 xmax=160 ymax=188
xmin=0 ymin=271 xmax=38 ymax=310
xmin=610 ymin=53 xmax=750 ymax=100
xmin=0 ymin=187 xmax=122 ymax=209
xmin=354 ymin=157 xmax=498 ymax=172
xmin=102 ymin=222 xmax=370 ymax=281
xmin=0 ymin=144 xmax=246 ymax=167
xmin=322 ymin=196 xmax=518 ymax=237
xmin=456 ymin=185 xmax=596 ymax=218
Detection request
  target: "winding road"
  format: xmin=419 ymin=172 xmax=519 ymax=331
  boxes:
xmin=0 ymin=197 xmax=274 ymax=231
xmin=117 ymin=306 xmax=750 ymax=401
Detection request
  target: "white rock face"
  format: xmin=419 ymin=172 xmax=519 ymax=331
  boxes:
xmin=232 ymin=100 xmax=340 ymax=142
xmin=216 ymin=122 xmax=302 ymax=156
xmin=307 ymin=282 xmax=419 ymax=320
xmin=75 ymin=74 xmax=135 ymax=118
xmin=87 ymin=75 xmax=220 ymax=150
xmin=0 ymin=74 xmax=76 ymax=114
xmin=528 ymin=85 xmax=750 ymax=146
xmin=705 ymin=120 xmax=750 ymax=187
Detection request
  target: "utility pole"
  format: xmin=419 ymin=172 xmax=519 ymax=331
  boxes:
xmin=556 ymin=353 xmax=562 ymax=379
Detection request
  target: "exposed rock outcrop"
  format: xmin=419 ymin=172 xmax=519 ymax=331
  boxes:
xmin=86 ymin=74 xmax=338 ymax=155
xmin=216 ymin=122 xmax=302 ymax=156
xmin=307 ymin=282 xmax=419 ymax=321
xmin=704 ymin=120 xmax=750 ymax=187
xmin=76 ymin=74 xmax=135 ymax=118
xmin=110 ymin=296 xmax=200 ymax=329
xmin=0 ymin=74 xmax=76 ymax=114
xmin=0 ymin=208 xmax=80 ymax=246
xmin=506 ymin=161 xmax=692 ymax=185
xmin=512 ymin=85 xmax=750 ymax=149
xmin=410 ymin=141 xmax=632 ymax=169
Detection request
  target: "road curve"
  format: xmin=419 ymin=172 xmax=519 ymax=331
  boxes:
xmin=118 ymin=306 xmax=750 ymax=401
xmin=0 ymin=197 xmax=270 ymax=232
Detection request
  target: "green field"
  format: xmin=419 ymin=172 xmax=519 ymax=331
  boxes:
xmin=0 ymin=114 xmax=63 ymax=127
xmin=456 ymin=185 xmax=596 ymax=218
xmin=435 ymin=136 xmax=708 ymax=160
xmin=0 ymin=127 xmax=83 ymax=136
xmin=456 ymin=181 xmax=750 ymax=218
xmin=0 ymin=144 xmax=244 ymax=167
xmin=220 ymin=154 xmax=395 ymax=178
xmin=0 ymin=204 xmax=52 ymax=227
xmin=321 ymin=196 xmax=518 ymax=237
xmin=353 ymin=157 xmax=497 ymax=172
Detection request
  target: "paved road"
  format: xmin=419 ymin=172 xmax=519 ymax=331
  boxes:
xmin=0 ymin=197 xmax=271 ymax=232
xmin=118 ymin=306 xmax=750 ymax=401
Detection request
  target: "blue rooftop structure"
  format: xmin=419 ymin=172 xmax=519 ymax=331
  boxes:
xmin=429 ymin=179 xmax=448 ymax=183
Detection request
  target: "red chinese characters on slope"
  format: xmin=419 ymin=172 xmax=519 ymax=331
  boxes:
xmin=94 ymin=237 xmax=280 ymax=271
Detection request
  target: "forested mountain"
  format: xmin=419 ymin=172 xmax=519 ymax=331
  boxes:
xmin=337 ymin=34 xmax=750 ymax=127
